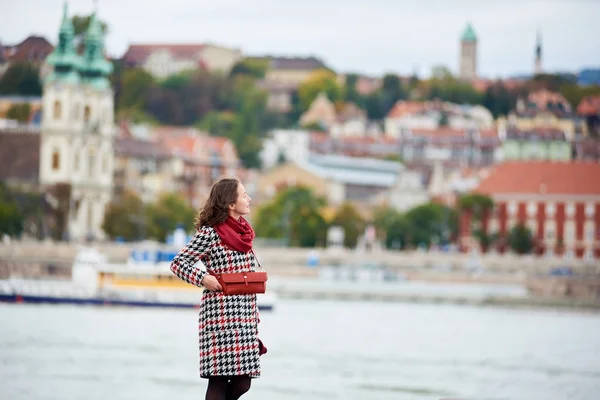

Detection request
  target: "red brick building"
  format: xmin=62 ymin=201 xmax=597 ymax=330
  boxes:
xmin=460 ymin=161 xmax=600 ymax=260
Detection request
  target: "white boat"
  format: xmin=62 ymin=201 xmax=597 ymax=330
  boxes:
xmin=0 ymin=247 xmax=277 ymax=311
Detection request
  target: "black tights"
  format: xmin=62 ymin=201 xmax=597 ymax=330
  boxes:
xmin=206 ymin=375 xmax=252 ymax=400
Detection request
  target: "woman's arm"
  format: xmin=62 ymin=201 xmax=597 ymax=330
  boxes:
xmin=170 ymin=226 xmax=217 ymax=288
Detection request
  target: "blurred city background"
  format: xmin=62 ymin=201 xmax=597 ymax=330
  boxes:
xmin=1 ymin=1 xmax=600 ymax=399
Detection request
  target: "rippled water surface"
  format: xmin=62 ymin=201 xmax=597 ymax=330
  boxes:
xmin=1 ymin=299 xmax=600 ymax=400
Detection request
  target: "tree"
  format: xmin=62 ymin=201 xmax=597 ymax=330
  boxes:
xmin=117 ymin=68 xmax=155 ymax=112
xmin=298 ymin=69 xmax=343 ymax=111
xmin=330 ymin=202 xmax=365 ymax=248
xmin=459 ymin=193 xmax=495 ymax=251
xmin=508 ymin=224 xmax=533 ymax=254
xmin=229 ymin=59 xmax=269 ymax=80
xmin=145 ymin=193 xmax=196 ymax=242
xmin=253 ymin=187 xmax=327 ymax=247
xmin=380 ymin=74 xmax=407 ymax=114
xmin=72 ymin=14 xmax=108 ymax=52
xmin=102 ymin=191 xmax=145 ymax=241
xmin=403 ymin=202 xmax=457 ymax=248
xmin=6 ymin=103 xmax=31 ymax=122
xmin=0 ymin=62 xmax=42 ymax=95
xmin=482 ymin=81 xmax=514 ymax=118
xmin=385 ymin=213 xmax=409 ymax=249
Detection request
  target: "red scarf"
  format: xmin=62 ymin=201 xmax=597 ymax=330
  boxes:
xmin=214 ymin=216 xmax=255 ymax=253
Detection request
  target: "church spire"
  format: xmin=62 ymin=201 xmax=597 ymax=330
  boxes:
xmin=45 ymin=2 xmax=83 ymax=84
xmin=80 ymin=8 xmax=113 ymax=90
xmin=534 ymin=29 xmax=543 ymax=75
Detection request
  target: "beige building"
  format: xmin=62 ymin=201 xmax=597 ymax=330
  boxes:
xmin=252 ymin=56 xmax=327 ymax=113
xmin=299 ymin=92 xmax=337 ymax=128
xmin=256 ymin=154 xmax=427 ymax=213
xmin=501 ymin=89 xmax=587 ymax=140
xmin=123 ymin=43 xmax=242 ymax=77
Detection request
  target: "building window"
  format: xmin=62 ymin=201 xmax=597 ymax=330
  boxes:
xmin=53 ymin=100 xmax=62 ymax=120
xmin=52 ymin=150 xmax=60 ymax=170
xmin=87 ymin=202 xmax=94 ymax=234
xmin=102 ymin=154 xmax=109 ymax=174
xmin=585 ymin=203 xmax=595 ymax=217
xmin=565 ymin=222 xmax=575 ymax=241
xmin=527 ymin=202 xmax=537 ymax=217
xmin=566 ymin=203 xmax=575 ymax=217
xmin=585 ymin=249 xmax=594 ymax=260
xmin=586 ymin=223 xmax=595 ymax=241
xmin=89 ymin=148 xmax=96 ymax=178
xmin=508 ymin=202 xmax=518 ymax=216
xmin=84 ymin=105 xmax=91 ymax=123
xmin=546 ymin=203 xmax=556 ymax=217
xmin=564 ymin=249 xmax=574 ymax=260
xmin=545 ymin=223 xmax=555 ymax=240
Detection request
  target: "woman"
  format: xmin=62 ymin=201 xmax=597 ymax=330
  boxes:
xmin=170 ymin=178 xmax=262 ymax=400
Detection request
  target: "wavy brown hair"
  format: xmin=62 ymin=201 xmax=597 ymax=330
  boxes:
xmin=195 ymin=178 xmax=240 ymax=229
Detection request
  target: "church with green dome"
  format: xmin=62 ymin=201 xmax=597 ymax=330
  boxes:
xmin=40 ymin=2 xmax=115 ymax=241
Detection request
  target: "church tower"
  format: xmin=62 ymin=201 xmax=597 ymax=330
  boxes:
xmin=534 ymin=30 xmax=543 ymax=75
xmin=459 ymin=23 xmax=477 ymax=81
xmin=40 ymin=2 xmax=115 ymax=241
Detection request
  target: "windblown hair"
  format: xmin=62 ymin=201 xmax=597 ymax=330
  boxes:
xmin=195 ymin=178 xmax=240 ymax=229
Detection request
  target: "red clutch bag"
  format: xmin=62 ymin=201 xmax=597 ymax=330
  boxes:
xmin=214 ymin=271 xmax=267 ymax=295
xmin=212 ymin=250 xmax=268 ymax=295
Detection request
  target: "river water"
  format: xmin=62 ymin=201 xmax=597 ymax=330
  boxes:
xmin=1 ymin=299 xmax=599 ymax=400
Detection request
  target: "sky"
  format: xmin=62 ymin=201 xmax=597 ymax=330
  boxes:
xmin=2 ymin=0 xmax=600 ymax=79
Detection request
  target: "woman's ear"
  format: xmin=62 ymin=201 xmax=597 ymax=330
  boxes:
xmin=228 ymin=203 xmax=235 ymax=210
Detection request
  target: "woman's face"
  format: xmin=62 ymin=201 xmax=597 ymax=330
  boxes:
xmin=229 ymin=182 xmax=251 ymax=218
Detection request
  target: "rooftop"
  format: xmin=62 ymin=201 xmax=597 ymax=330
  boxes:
xmin=475 ymin=161 xmax=600 ymax=196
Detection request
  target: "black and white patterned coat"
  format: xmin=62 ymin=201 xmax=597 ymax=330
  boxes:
xmin=170 ymin=226 xmax=261 ymax=379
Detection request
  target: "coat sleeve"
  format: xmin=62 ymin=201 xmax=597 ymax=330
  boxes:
xmin=170 ymin=226 xmax=217 ymax=288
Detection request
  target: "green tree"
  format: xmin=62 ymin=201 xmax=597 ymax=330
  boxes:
xmin=508 ymin=224 xmax=533 ymax=254
xmin=102 ymin=191 xmax=145 ymax=241
xmin=330 ymin=202 xmax=365 ymax=248
xmin=0 ymin=62 xmax=42 ymax=95
xmin=385 ymin=213 xmax=409 ymax=249
xmin=404 ymin=202 xmax=457 ymax=248
xmin=117 ymin=68 xmax=155 ymax=111
xmin=459 ymin=193 xmax=495 ymax=251
xmin=71 ymin=14 xmax=108 ymax=52
xmin=422 ymin=77 xmax=483 ymax=104
xmin=380 ymin=74 xmax=407 ymax=114
xmin=253 ymin=187 xmax=327 ymax=247
xmin=145 ymin=193 xmax=196 ymax=242
xmin=196 ymin=111 xmax=237 ymax=137
xmin=6 ymin=103 xmax=31 ymax=122
xmin=559 ymin=83 xmax=600 ymax=110
xmin=372 ymin=205 xmax=401 ymax=241
xmin=482 ymin=81 xmax=513 ymax=118
xmin=0 ymin=202 xmax=24 ymax=237
xmin=298 ymin=69 xmax=343 ymax=111
xmin=229 ymin=59 xmax=269 ymax=79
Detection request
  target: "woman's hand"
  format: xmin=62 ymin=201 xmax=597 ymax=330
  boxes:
xmin=201 ymin=275 xmax=223 ymax=292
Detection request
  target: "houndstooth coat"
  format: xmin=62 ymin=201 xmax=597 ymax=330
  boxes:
xmin=170 ymin=226 xmax=261 ymax=379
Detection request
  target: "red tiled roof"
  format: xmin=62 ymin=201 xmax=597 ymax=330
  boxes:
xmin=411 ymin=127 xmax=467 ymax=138
xmin=3 ymin=36 xmax=53 ymax=62
xmin=123 ymin=44 xmax=205 ymax=64
xmin=577 ymin=95 xmax=600 ymax=116
xmin=475 ymin=161 xmax=600 ymax=196
xmin=386 ymin=101 xmax=427 ymax=118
